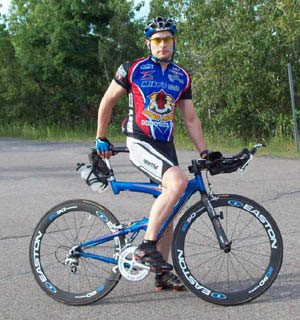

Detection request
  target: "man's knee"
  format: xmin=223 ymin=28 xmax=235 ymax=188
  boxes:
xmin=176 ymin=175 xmax=188 ymax=193
xmin=163 ymin=167 xmax=188 ymax=194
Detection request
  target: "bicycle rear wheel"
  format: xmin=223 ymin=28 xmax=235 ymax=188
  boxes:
xmin=29 ymin=199 xmax=125 ymax=305
xmin=172 ymin=194 xmax=283 ymax=306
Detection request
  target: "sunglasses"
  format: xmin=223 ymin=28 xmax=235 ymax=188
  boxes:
xmin=150 ymin=36 xmax=174 ymax=45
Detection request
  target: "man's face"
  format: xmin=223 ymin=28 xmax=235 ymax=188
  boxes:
xmin=146 ymin=31 xmax=176 ymax=61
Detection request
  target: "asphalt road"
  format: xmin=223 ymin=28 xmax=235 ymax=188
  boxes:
xmin=1 ymin=137 xmax=300 ymax=320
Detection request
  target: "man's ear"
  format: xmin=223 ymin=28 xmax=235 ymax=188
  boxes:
xmin=146 ymin=39 xmax=151 ymax=49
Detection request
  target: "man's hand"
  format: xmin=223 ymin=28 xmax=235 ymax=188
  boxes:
xmin=200 ymin=149 xmax=210 ymax=159
xmin=96 ymin=137 xmax=113 ymax=159
xmin=200 ymin=149 xmax=223 ymax=161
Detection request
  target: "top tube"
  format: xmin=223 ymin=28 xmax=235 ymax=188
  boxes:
xmin=99 ymin=143 xmax=264 ymax=197
xmin=109 ymin=175 xmax=206 ymax=197
xmin=105 ymin=145 xmax=207 ymax=196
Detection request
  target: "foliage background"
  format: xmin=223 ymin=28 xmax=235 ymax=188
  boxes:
xmin=0 ymin=0 xmax=299 ymax=141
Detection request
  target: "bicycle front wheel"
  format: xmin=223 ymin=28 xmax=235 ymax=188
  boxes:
xmin=172 ymin=194 xmax=283 ymax=306
xmin=29 ymin=199 xmax=125 ymax=305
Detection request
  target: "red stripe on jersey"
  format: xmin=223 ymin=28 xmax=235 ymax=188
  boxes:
xmin=128 ymin=57 xmax=149 ymax=84
xmin=131 ymin=82 xmax=151 ymax=138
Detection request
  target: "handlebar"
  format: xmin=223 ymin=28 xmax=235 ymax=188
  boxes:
xmin=111 ymin=146 xmax=129 ymax=155
xmin=229 ymin=143 xmax=265 ymax=159
xmin=189 ymin=143 xmax=266 ymax=176
xmin=91 ymin=143 xmax=265 ymax=177
xmin=249 ymin=143 xmax=266 ymax=155
xmin=109 ymin=143 xmax=265 ymax=158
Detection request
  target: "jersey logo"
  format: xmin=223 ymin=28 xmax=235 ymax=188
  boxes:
xmin=140 ymin=64 xmax=154 ymax=70
xmin=170 ymin=68 xmax=184 ymax=76
xmin=142 ymin=90 xmax=175 ymax=123
xmin=115 ymin=72 xmax=123 ymax=81
xmin=143 ymin=90 xmax=174 ymax=122
xmin=141 ymin=71 xmax=155 ymax=81
xmin=149 ymin=90 xmax=174 ymax=115
xmin=117 ymin=65 xmax=127 ymax=78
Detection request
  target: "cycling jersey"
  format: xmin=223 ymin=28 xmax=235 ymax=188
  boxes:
xmin=114 ymin=56 xmax=192 ymax=142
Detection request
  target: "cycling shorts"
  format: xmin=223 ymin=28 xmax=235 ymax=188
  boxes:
xmin=126 ymin=137 xmax=179 ymax=184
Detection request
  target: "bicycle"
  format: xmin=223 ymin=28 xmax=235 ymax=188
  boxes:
xmin=29 ymin=143 xmax=283 ymax=306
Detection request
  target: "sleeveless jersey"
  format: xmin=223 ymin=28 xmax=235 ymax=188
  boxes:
xmin=114 ymin=57 xmax=192 ymax=142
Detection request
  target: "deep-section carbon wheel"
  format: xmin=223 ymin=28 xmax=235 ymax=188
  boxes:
xmin=30 ymin=199 xmax=125 ymax=305
xmin=172 ymin=194 xmax=283 ymax=306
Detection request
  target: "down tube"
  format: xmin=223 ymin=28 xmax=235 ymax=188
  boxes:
xmin=156 ymin=179 xmax=200 ymax=240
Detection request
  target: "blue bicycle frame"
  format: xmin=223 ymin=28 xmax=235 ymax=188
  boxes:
xmin=76 ymin=168 xmax=207 ymax=265
xmin=110 ymin=175 xmax=206 ymax=239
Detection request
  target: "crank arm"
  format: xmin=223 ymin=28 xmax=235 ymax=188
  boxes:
xmin=132 ymin=261 xmax=151 ymax=271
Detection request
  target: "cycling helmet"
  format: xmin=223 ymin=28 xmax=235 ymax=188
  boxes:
xmin=144 ymin=16 xmax=177 ymax=38
xmin=145 ymin=17 xmax=177 ymax=63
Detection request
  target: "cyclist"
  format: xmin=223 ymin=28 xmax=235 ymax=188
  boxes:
xmin=96 ymin=16 xmax=209 ymax=291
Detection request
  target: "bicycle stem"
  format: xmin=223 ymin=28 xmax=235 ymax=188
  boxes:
xmin=201 ymin=193 xmax=231 ymax=252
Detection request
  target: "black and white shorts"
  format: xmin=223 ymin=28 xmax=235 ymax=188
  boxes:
xmin=126 ymin=136 xmax=179 ymax=184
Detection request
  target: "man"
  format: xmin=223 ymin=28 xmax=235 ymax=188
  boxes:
xmin=96 ymin=16 xmax=209 ymax=290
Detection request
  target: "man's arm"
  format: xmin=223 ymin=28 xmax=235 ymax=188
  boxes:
xmin=96 ymin=80 xmax=126 ymax=157
xmin=178 ymin=99 xmax=207 ymax=154
xmin=96 ymin=79 xmax=126 ymax=138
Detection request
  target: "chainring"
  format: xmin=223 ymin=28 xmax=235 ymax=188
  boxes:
xmin=118 ymin=246 xmax=150 ymax=281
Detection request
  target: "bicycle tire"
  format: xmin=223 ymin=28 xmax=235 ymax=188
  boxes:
xmin=29 ymin=199 xmax=125 ymax=305
xmin=172 ymin=194 xmax=283 ymax=306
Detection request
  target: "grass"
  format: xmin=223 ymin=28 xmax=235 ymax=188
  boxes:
xmin=0 ymin=122 xmax=123 ymax=143
xmin=0 ymin=122 xmax=299 ymax=159
xmin=173 ymin=126 xmax=300 ymax=159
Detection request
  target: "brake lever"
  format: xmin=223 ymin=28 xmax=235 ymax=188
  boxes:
xmin=249 ymin=143 xmax=266 ymax=155
xmin=240 ymin=154 xmax=253 ymax=172
xmin=240 ymin=142 xmax=266 ymax=171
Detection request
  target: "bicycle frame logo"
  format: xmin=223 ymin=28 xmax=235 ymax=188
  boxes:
xmin=177 ymin=249 xmax=227 ymax=300
xmin=33 ymin=230 xmax=57 ymax=293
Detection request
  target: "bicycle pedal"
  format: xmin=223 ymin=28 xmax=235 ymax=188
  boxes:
xmin=133 ymin=256 xmax=170 ymax=273
xmin=151 ymin=266 xmax=171 ymax=273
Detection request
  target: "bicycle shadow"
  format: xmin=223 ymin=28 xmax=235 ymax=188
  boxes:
xmin=93 ymin=288 xmax=197 ymax=306
xmin=93 ymin=271 xmax=300 ymax=307
xmin=248 ymin=271 xmax=300 ymax=305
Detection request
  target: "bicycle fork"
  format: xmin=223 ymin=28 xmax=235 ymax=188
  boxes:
xmin=201 ymin=194 xmax=232 ymax=253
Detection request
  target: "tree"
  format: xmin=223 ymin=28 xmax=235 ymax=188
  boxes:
xmin=165 ymin=0 xmax=300 ymax=139
xmin=148 ymin=0 xmax=172 ymax=18
xmin=3 ymin=0 xmax=144 ymax=126
xmin=2 ymin=0 xmax=299 ymax=139
xmin=0 ymin=22 xmax=23 ymax=123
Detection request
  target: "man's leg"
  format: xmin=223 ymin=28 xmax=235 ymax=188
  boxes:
xmin=145 ymin=166 xmax=187 ymax=248
xmin=127 ymin=137 xmax=187 ymax=271
xmin=149 ymin=167 xmax=188 ymax=290
xmin=135 ymin=166 xmax=188 ymax=272
xmin=157 ymin=222 xmax=173 ymax=261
